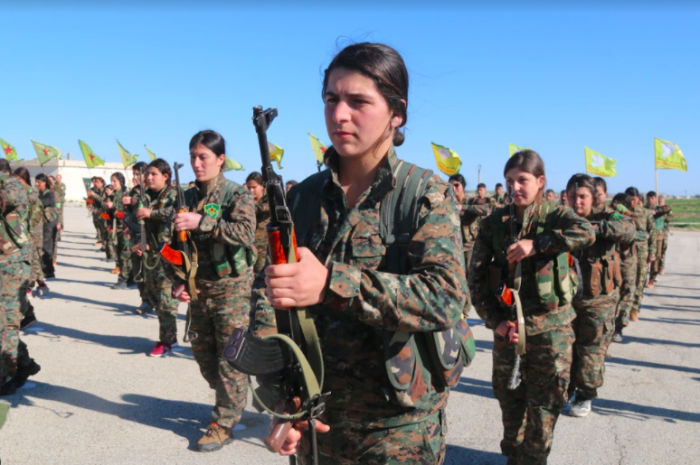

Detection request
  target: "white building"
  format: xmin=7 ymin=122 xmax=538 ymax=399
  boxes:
xmin=12 ymin=157 xmax=133 ymax=202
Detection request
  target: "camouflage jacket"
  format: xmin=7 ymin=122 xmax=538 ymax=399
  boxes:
xmin=0 ymin=172 xmax=29 ymax=258
xmin=253 ymin=195 xmax=270 ymax=274
xmin=179 ymin=173 xmax=256 ymax=281
xmin=39 ymin=189 xmax=58 ymax=225
xmin=27 ymin=186 xmax=43 ymax=234
xmin=251 ymin=148 xmax=467 ymax=428
xmin=650 ymin=204 xmax=673 ymax=236
xmin=144 ymin=186 xmax=176 ymax=254
xmin=89 ymin=187 xmax=104 ymax=217
xmin=574 ymin=204 xmax=636 ymax=299
xmin=109 ymin=187 xmax=128 ymax=233
xmin=457 ymin=196 xmax=492 ymax=251
xmin=469 ymin=202 xmax=595 ymax=334
xmin=632 ymin=205 xmax=656 ymax=259
xmin=55 ymin=182 xmax=66 ymax=205
xmin=613 ymin=204 xmax=638 ymax=262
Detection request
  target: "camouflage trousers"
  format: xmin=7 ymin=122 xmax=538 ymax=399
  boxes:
xmin=41 ymin=221 xmax=57 ymax=277
xmin=648 ymin=234 xmax=666 ymax=283
xmin=630 ymin=243 xmax=649 ymax=317
xmin=492 ymin=324 xmax=574 ymax=465
xmin=189 ymin=276 xmax=250 ymax=429
xmin=105 ymin=227 xmax=116 ymax=260
xmin=115 ymin=231 xmax=132 ymax=281
xmin=298 ymin=410 xmax=447 ymax=465
xmin=571 ymin=292 xmax=618 ymax=399
xmin=31 ymin=229 xmax=45 ymax=284
xmin=615 ymin=254 xmax=637 ymax=330
xmin=132 ymin=251 xmax=146 ymax=301
xmin=463 ymin=249 xmax=473 ymax=315
xmin=144 ymin=255 xmax=178 ymax=344
xmin=1 ymin=259 xmax=31 ymax=377
xmin=659 ymin=232 xmax=669 ymax=272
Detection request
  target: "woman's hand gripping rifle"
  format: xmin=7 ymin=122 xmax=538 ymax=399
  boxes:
xmin=223 ymin=106 xmax=326 ymax=465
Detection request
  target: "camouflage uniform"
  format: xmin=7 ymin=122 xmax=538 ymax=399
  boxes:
xmin=89 ymin=187 xmax=110 ymax=254
xmin=457 ymin=196 xmax=492 ymax=314
xmin=648 ymin=205 xmax=672 ymax=284
xmin=38 ymin=188 xmax=58 ymax=278
xmin=0 ymin=173 xmax=30 ymax=379
xmin=52 ymin=181 xmax=66 ymax=260
xmin=20 ymin=186 xmax=43 ymax=322
xmin=614 ymin=205 xmax=640 ymax=330
xmin=143 ymin=186 xmax=179 ymax=344
xmin=630 ymin=205 xmax=656 ymax=318
xmin=127 ymin=184 xmax=147 ymax=296
xmin=659 ymin=208 xmax=673 ymax=273
xmin=251 ymin=148 xmax=467 ymax=465
xmin=253 ymin=196 xmax=270 ymax=275
xmin=109 ymin=187 xmax=132 ymax=281
xmin=570 ymin=205 xmax=635 ymax=400
xmin=170 ymin=174 xmax=255 ymax=430
xmin=469 ymin=202 xmax=595 ymax=465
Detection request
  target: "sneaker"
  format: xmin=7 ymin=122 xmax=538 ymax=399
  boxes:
xmin=149 ymin=343 xmax=173 ymax=357
xmin=135 ymin=301 xmax=154 ymax=315
xmin=630 ymin=311 xmax=640 ymax=322
xmin=111 ymin=279 xmax=129 ymax=290
xmin=33 ymin=284 xmax=50 ymax=298
xmin=569 ymin=398 xmax=592 ymax=417
xmin=20 ymin=314 xmax=38 ymax=330
xmin=196 ymin=423 xmax=233 ymax=452
xmin=612 ymin=331 xmax=623 ymax=343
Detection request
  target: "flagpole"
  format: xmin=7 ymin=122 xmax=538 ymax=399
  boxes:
xmin=654 ymin=139 xmax=659 ymax=194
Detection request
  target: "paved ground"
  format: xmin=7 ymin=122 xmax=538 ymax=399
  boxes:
xmin=1 ymin=207 xmax=698 ymax=464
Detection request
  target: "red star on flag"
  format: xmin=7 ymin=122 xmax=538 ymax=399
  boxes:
xmin=3 ymin=146 xmax=12 ymax=155
xmin=43 ymin=147 xmax=50 ymax=155
xmin=89 ymin=153 xmax=95 ymax=161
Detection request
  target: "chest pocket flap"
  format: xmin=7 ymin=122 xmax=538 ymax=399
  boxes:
xmin=350 ymin=233 xmax=386 ymax=269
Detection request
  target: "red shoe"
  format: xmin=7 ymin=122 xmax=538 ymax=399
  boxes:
xmin=149 ymin=343 xmax=172 ymax=357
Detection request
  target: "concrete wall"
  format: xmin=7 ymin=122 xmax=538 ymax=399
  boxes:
xmin=11 ymin=158 xmax=133 ymax=202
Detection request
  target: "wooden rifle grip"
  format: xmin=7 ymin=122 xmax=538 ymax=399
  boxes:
xmin=264 ymin=398 xmax=302 ymax=453
xmin=177 ymin=208 xmax=188 ymax=243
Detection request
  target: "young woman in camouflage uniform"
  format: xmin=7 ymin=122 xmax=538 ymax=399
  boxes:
xmin=565 ymin=174 xmax=635 ymax=417
xmin=251 ymin=43 xmax=468 ymax=465
xmin=244 ymin=171 xmax=270 ymax=275
xmin=470 ymin=151 xmax=595 ymax=465
xmin=134 ymin=159 xmax=179 ymax=357
xmin=106 ymin=173 xmax=132 ymax=289
xmin=171 ymin=130 xmax=256 ymax=452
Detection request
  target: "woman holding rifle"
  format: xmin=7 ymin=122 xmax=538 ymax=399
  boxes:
xmin=170 ymin=130 xmax=256 ymax=452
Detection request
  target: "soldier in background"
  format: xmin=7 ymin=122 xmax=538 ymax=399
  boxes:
xmin=646 ymin=191 xmax=672 ymax=288
xmin=658 ymin=196 xmax=673 ymax=275
xmin=625 ymin=187 xmax=656 ymax=322
xmin=612 ymin=193 xmax=639 ymax=343
xmin=493 ymin=182 xmax=506 ymax=206
xmin=545 ymin=189 xmax=556 ymax=204
xmin=35 ymin=173 xmax=58 ymax=279
xmin=593 ymin=177 xmax=607 ymax=205
xmin=560 ymin=190 xmax=568 ymax=206
xmin=122 ymin=162 xmax=151 ymax=311
xmin=55 ymin=174 xmax=66 ymax=235
xmin=245 ymin=172 xmax=269 ymax=275
xmin=285 ymin=179 xmax=297 ymax=193
xmin=48 ymin=175 xmax=62 ymax=266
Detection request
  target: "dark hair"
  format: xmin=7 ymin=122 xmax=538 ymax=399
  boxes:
xmin=545 ymin=189 xmax=555 ymax=196
xmin=105 ymin=184 xmax=113 ymax=191
xmin=566 ymin=173 xmax=596 ymax=203
xmin=323 ymin=42 xmax=408 ymax=147
xmin=133 ymin=161 xmax=148 ymax=172
xmin=448 ymin=174 xmax=466 ymax=188
xmin=246 ymin=172 xmax=263 ymax=184
xmin=148 ymin=158 xmax=172 ymax=183
xmin=612 ymin=193 xmax=632 ymax=208
xmin=647 ymin=190 xmax=657 ymax=198
xmin=13 ymin=167 xmax=30 ymax=185
xmin=593 ymin=177 xmax=607 ymax=193
xmin=190 ymin=130 xmax=226 ymax=158
xmin=625 ymin=187 xmax=640 ymax=198
xmin=0 ymin=159 xmax=10 ymax=174
xmin=495 ymin=183 xmax=503 ymax=189
xmin=35 ymin=173 xmax=48 ymax=183
xmin=560 ymin=190 xmax=567 ymax=197
xmin=504 ymin=150 xmax=546 ymax=203
xmin=477 ymin=183 xmax=486 ymax=190
xmin=188 ymin=181 xmax=196 ymax=187
xmin=286 ymin=180 xmax=298 ymax=187
xmin=111 ymin=172 xmax=126 ymax=189
xmin=94 ymin=177 xmax=105 ymax=186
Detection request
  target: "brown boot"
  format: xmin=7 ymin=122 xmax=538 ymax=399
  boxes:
xmin=659 ymin=270 xmax=665 ymax=276
xmin=110 ymin=266 xmax=121 ymax=275
xmin=646 ymin=281 xmax=654 ymax=289
xmin=196 ymin=423 xmax=233 ymax=452
xmin=630 ymin=311 xmax=640 ymax=322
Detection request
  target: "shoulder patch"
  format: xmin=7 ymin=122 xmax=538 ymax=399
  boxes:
xmin=204 ymin=203 xmax=221 ymax=219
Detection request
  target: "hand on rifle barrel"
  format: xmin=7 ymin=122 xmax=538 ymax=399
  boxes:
xmin=174 ymin=212 xmax=202 ymax=231
xmin=279 ymin=420 xmax=331 ymax=457
xmin=506 ymin=239 xmax=536 ymax=264
xmin=265 ymin=248 xmax=330 ymax=309
xmin=496 ymin=320 xmax=519 ymax=344
xmin=136 ymin=207 xmax=152 ymax=220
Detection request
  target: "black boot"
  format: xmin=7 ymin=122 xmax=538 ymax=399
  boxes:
xmin=111 ymin=278 xmax=129 ymax=290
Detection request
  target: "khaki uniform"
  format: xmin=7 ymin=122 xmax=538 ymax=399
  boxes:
xmin=457 ymin=196 xmax=492 ymax=313
xmin=630 ymin=205 xmax=656 ymax=317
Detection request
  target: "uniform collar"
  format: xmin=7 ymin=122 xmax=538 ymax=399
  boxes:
xmin=326 ymin=145 xmax=399 ymax=203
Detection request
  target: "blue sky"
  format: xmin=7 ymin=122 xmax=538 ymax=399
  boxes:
xmin=2 ymin=4 xmax=698 ymax=195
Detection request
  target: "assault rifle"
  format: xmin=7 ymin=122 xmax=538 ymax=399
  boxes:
xmin=224 ymin=106 xmax=324 ymax=465
xmin=133 ymin=166 xmax=147 ymax=283
xmin=159 ymin=162 xmax=198 ymax=303
xmin=495 ymin=187 xmax=526 ymax=390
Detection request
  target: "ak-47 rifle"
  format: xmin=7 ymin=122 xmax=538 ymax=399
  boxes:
xmin=133 ymin=166 xmax=147 ymax=283
xmin=159 ymin=162 xmax=198 ymax=303
xmin=224 ymin=106 xmax=325 ymax=465
xmin=495 ymin=186 xmax=526 ymax=390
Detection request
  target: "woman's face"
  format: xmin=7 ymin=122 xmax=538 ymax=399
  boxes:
xmin=569 ymin=186 xmax=594 ymax=217
xmin=324 ymin=68 xmax=403 ymax=159
xmin=190 ymin=143 xmax=224 ymax=182
xmin=36 ymin=179 xmax=47 ymax=192
xmin=94 ymin=179 xmax=104 ymax=189
xmin=245 ymin=180 xmax=264 ymax=201
xmin=505 ymin=168 xmax=545 ymax=209
xmin=111 ymin=176 xmax=122 ymax=191
xmin=146 ymin=167 xmax=168 ymax=191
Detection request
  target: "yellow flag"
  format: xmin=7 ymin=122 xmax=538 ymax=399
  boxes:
xmin=223 ymin=157 xmax=244 ymax=172
xmin=654 ymin=137 xmax=688 ymax=172
xmin=431 ymin=142 xmax=462 ymax=176
xmin=585 ymin=147 xmax=617 ymax=177
xmin=144 ymin=145 xmax=157 ymax=161
xmin=268 ymin=142 xmax=284 ymax=169
xmin=509 ymin=144 xmax=529 ymax=157
xmin=308 ymin=132 xmax=327 ymax=167
xmin=116 ymin=140 xmax=139 ymax=168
